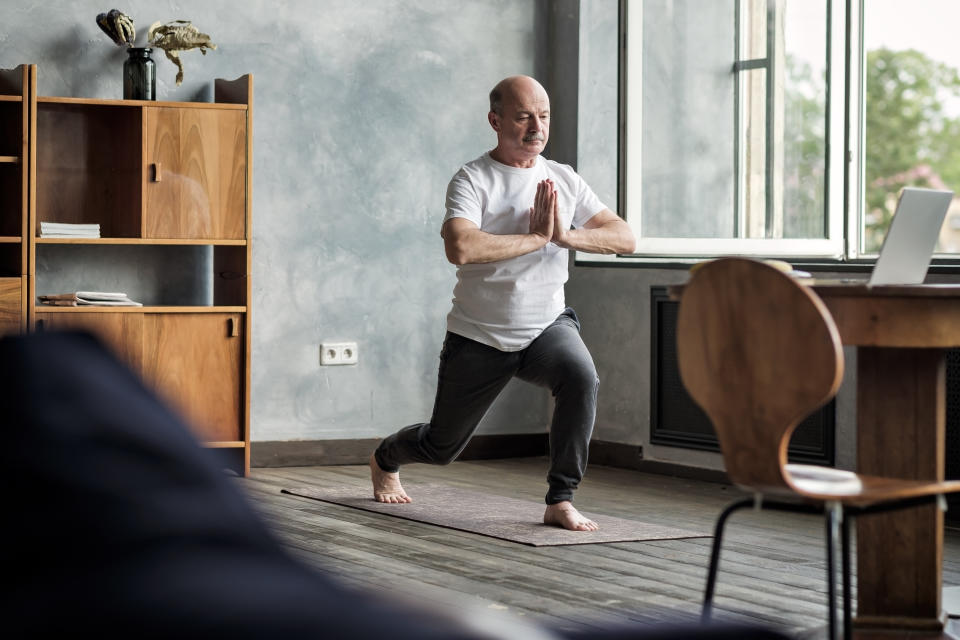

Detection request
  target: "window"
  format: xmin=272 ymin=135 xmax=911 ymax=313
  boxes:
xmin=859 ymin=0 xmax=960 ymax=254
xmin=615 ymin=0 xmax=960 ymax=261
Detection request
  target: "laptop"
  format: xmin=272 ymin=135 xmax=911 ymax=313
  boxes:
xmin=868 ymin=187 xmax=954 ymax=285
xmin=813 ymin=187 xmax=953 ymax=286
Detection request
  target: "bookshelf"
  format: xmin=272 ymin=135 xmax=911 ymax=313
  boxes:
xmin=0 ymin=64 xmax=29 ymax=337
xmin=18 ymin=66 xmax=253 ymax=475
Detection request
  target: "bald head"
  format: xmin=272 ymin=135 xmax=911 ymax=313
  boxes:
xmin=487 ymin=76 xmax=551 ymax=167
xmin=489 ymin=75 xmax=548 ymax=116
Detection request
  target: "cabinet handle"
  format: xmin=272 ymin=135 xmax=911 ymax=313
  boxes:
xmin=228 ymin=317 xmax=239 ymax=337
xmin=152 ymin=162 xmax=162 ymax=182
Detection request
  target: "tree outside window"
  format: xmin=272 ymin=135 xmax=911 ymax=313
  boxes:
xmin=863 ymin=48 xmax=960 ymax=253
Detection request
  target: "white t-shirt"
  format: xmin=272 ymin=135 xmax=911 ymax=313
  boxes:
xmin=442 ymin=152 xmax=606 ymax=351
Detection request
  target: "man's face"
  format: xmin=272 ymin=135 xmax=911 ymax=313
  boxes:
xmin=490 ymin=81 xmax=550 ymax=161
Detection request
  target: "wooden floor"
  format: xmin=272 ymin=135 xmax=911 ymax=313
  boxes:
xmin=241 ymin=457 xmax=960 ymax=638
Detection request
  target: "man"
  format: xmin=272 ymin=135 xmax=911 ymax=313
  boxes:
xmin=370 ymin=75 xmax=635 ymax=532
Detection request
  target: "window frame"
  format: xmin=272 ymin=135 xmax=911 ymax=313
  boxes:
xmin=584 ymin=0 xmax=868 ymax=265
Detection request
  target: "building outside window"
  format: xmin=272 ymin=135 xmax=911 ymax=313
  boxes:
xmin=616 ymin=0 xmax=960 ymax=261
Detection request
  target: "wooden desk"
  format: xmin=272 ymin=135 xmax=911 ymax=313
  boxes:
xmin=811 ymin=282 xmax=960 ymax=633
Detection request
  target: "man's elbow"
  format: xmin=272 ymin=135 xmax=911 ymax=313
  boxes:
xmin=444 ymin=241 xmax=469 ymax=266
xmin=614 ymin=223 xmax=637 ymax=254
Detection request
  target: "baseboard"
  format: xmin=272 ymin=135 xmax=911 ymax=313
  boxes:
xmin=632 ymin=459 xmax=729 ymax=484
xmin=251 ymin=433 xmax=549 ymax=468
xmin=252 ymin=438 xmax=383 ymax=468
xmin=588 ymin=440 xmax=644 ymax=469
xmin=253 ymin=435 xmax=730 ymax=483
xmin=589 ymin=440 xmax=730 ymax=484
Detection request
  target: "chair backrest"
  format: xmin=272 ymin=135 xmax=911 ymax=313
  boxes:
xmin=676 ymin=258 xmax=844 ymax=491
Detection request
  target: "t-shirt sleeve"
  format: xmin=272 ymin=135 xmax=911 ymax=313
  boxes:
xmin=572 ymin=173 xmax=607 ymax=229
xmin=442 ymin=169 xmax=482 ymax=231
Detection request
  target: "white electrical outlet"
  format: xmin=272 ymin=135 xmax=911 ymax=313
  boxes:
xmin=320 ymin=341 xmax=359 ymax=366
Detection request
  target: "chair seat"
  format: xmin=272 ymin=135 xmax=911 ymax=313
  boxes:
xmin=785 ymin=463 xmax=960 ymax=506
xmin=785 ymin=464 xmax=863 ymax=494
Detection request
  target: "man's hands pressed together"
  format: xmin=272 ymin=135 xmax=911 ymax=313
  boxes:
xmin=530 ymin=176 xmax=588 ymax=250
xmin=532 ymin=177 xmax=635 ymax=254
xmin=442 ymin=177 xmax=634 ymax=266
xmin=529 ymin=178 xmax=556 ymax=246
xmin=531 ymin=177 xmax=575 ymax=249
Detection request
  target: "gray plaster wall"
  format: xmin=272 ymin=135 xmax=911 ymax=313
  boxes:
xmin=3 ymin=0 xmax=552 ymax=442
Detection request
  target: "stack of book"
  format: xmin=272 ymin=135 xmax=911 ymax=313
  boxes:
xmin=40 ymin=222 xmax=101 ymax=238
xmin=38 ymin=291 xmax=142 ymax=307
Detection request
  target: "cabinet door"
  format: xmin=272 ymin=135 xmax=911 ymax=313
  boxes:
xmin=0 ymin=278 xmax=21 ymax=336
xmin=141 ymin=313 xmax=244 ymax=442
xmin=144 ymin=107 xmax=246 ymax=240
xmin=35 ymin=311 xmax=144 ymax=370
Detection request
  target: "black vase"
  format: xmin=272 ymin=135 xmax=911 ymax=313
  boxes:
xmin=123 ymin=47 xmax=156 ymax=100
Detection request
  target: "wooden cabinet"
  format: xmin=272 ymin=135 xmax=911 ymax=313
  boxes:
xmin=26 ymin=70 xmax=253 ymax=475
xmin=35 ymin=102 xmax=142 ymax=237
xmin=144 ymin=107 xmax=246 ymax=239
xmin=34 ymin=101 xmax=249 ymax=243
xmin=0 ymin=278 xmax=22 ymax=336
xmin=142 ymin=313 xmax=244 ymax=443
xmin=0 ymin=64 xmax=29 ymax=337
xmin=36 ymin=311 xmax=245 ymax=446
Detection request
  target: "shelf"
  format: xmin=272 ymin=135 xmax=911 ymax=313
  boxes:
xmin=36 ymin=237 xmax=247 ymax=246
xmin=0 ymin=236 xmax=21 ymax=243
xmin=35 ymin=305 xmax=246 ymax=313
xmin=205 ymin=441 xmax=247 ymax=449
xmin=0 ymin=156 xmax=18 ymax=163
xmin=38 ymin=96 xmax=247 ymax=110
xmin=26 ymin=70 xmax=253 ymax=476
xmin=0 ymin=95 xmax=22 ymax=103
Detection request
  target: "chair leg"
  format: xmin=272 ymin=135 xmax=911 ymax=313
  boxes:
xmin=702 ymin=498 xmax=753 ymax=624
xmin=825 ymin=504 xmax=840 ymax=640
xmin=841 ymin=511 xmax=852 ymax=640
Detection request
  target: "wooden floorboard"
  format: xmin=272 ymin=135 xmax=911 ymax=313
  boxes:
xmin=238 ymin=457 xmax=960 ymax=638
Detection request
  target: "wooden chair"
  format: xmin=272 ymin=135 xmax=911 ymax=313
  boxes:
xmin=676 ymin=257 xmax=960 ymax=639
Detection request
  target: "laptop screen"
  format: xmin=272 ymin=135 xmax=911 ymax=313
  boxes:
xmin=868 ymin=187 xmax=954 ymax=286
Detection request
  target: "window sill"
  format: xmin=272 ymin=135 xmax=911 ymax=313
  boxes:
xmin=574 ymin=251 xmax=960 ymax=274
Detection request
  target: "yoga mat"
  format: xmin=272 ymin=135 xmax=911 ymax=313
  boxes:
xmin=281 ymin=483 xmax=709 ymax=546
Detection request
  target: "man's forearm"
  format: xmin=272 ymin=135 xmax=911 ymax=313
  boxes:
xmin=555 ymin=219 xmax=636 ymax=255
xmin=445 ymin=228 xmax=550 ymax=265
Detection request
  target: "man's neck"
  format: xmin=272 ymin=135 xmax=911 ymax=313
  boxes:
xmin=489 ymin=148 xmax=538 ymax=168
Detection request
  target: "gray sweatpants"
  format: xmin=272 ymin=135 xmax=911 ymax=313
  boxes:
xmin=374 ymin=308 xmax=599 ymax=505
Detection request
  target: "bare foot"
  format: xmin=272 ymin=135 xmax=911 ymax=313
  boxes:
xmin=543 ymin=501 xmax=598 ymax=531
xmin=369 ymin=454 xmax=412 ymax=503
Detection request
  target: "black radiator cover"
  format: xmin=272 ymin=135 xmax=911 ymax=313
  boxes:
xmin=650 ymin=286 xmax=835 ymax=466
